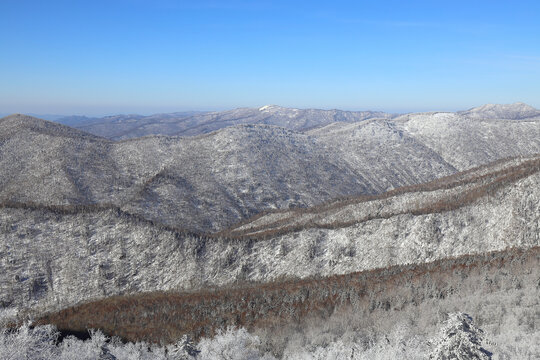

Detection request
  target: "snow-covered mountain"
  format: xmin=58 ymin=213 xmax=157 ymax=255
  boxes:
xmin=393 ymin=107 xmax=540 ymax=170
xmin=1 ymin=105 xmax=539 ymax=357
xmin=2 ymin=107 xmax=540 ymax=232
xmin=458 ymin=102 xmax=540 ymax=120
xmin=56 ymin=102 xmax=540 ymax=140
xmin=1 ymin=155 xmax=538 ymax=316
xmin=58 ymin=106 xmax=395 ymax=139
xmin=0 ymin=115 xmax=374 ymax=232
xmin=31 ymin=247 xmax=537 ymax=359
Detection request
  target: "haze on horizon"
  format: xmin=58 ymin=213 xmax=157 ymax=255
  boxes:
xmin=1 ymin=0 xmax=539 ymax=116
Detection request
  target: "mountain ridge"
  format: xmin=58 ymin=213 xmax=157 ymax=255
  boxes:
xmin=1 ymin=112 xmax=539 ymax=356
xmin=56 ymin=106 xmax=396 ymax=139
xmin=0 ymin=116 xmax=376 ymax=232
xmin=49 ymin=102 xmax=540 ymax=139
xmin=2 ymin=108 xmax=540 ymax=232
xmin=458 ymin=102 xmax=540 ymax=120
xmin=1 ymin=154 xmax=538 ymax=316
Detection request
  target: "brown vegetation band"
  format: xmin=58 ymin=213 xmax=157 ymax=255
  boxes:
xmin=34 ymin=246 xmax=539 ymax=344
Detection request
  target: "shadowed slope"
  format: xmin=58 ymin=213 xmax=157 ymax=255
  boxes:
xmin=0 ymin=116 xmax=374 ymax=232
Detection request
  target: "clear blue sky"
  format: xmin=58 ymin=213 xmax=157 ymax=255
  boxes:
xmin=1 ymin=0 xmax=539 ymax=115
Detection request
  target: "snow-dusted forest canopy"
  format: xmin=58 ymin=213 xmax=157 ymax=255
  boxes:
xmin=2 ymin=311 xmax=538 ymax=359
xmin=1 ymin=104 xmax=539 ymax=359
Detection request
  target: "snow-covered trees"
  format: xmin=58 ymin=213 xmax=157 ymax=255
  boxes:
xmin=428 ymin=313 xmax=492 ymax=360
xmin=0 ymin=322 xmax=58 ymax=360
xmin=198 ymin=327 xmax=274 ymax=360
xmin=0 ymin=323 xmax=198 ymax=360
xmin=1 ymin=315 xmax=539 ymax=360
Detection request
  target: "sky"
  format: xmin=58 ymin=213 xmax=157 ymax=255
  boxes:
xmin=1 ymin=0 xmax=539 ymax=116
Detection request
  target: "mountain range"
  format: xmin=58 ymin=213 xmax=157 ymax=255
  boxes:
xmin=56 ymin=106 xmax=395 ymax=139
xmin=51 ymin=102 xmax=540 ymax=140
xmin=1 ymin=154 xmax=538 ymax=329
xmin=0 ymin=102 xmax=539 ymax=357
xmin=1 ymin=103 xmax=539 ymax=232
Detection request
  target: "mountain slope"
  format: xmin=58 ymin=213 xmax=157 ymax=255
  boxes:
xmin=0 ymin=114 xmax=117 ymax=205
xmin=305 ymin=104 xmax=540 ymax=192
xmin=33 ymin=246 xmax=539 ymax=348
xmin=2 ymin=108 xmax=540 ymax=232
xmin=2 ymin=155 xmax=538 ymax=316
xmin=307 ymin=119 xmax=458 ymax=192
xmin=393 ymin=109 xmax=540 ymax=170
xmin=458 ymin=102 xmax=540 ymax=120
xmin=63 ymin=112 xmax=201 ymax=139
xmin=224 ymin=156 xmax=540 ymax=237
xmin=114 ymin=125 xmax=374 ymax=231
xmin=0 ymin=115 xmax=374 ymax=232
xmin=34 ymin=246 xmax=539 ymax=344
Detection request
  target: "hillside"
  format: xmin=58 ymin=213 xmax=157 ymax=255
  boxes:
xmin=1 ymin=155 xmax=538 ymax=317
xmin=116 ymin=125 xmax=374 ymax=231
xmin=0 ymin=115 xmax=373 ymax=232
xmin=0 ymin=114 xmax=117 ymax=205
xmin=309 ymin=103 xmax=540 ymax=192
xmin=34 ymin=246 xmax=540 ymax=349
xmin=4 ymin=244 xmax=537 ymax=358
xmin=306 ymin=119 xmax=457 ymax=192
xmin=2 ymin=105 xmax=540 ymax=232
xmin=393 ymin=109 xmax=540 ymax=170
xmin=57 ymin=112 xmax=202 ymax=138
xmin=224 ymin=156 xmax=540 ymax=237
xmin=1 ymin=110 xmax=539 ymax=358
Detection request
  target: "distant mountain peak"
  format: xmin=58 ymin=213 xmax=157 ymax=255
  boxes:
xmin=258 ymin=104 xmax=283 ymax=111
xmin=460 ymin=102 xmax=539 ymax=119
xmin=470 ymin=102 xmax=535 ymax=111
